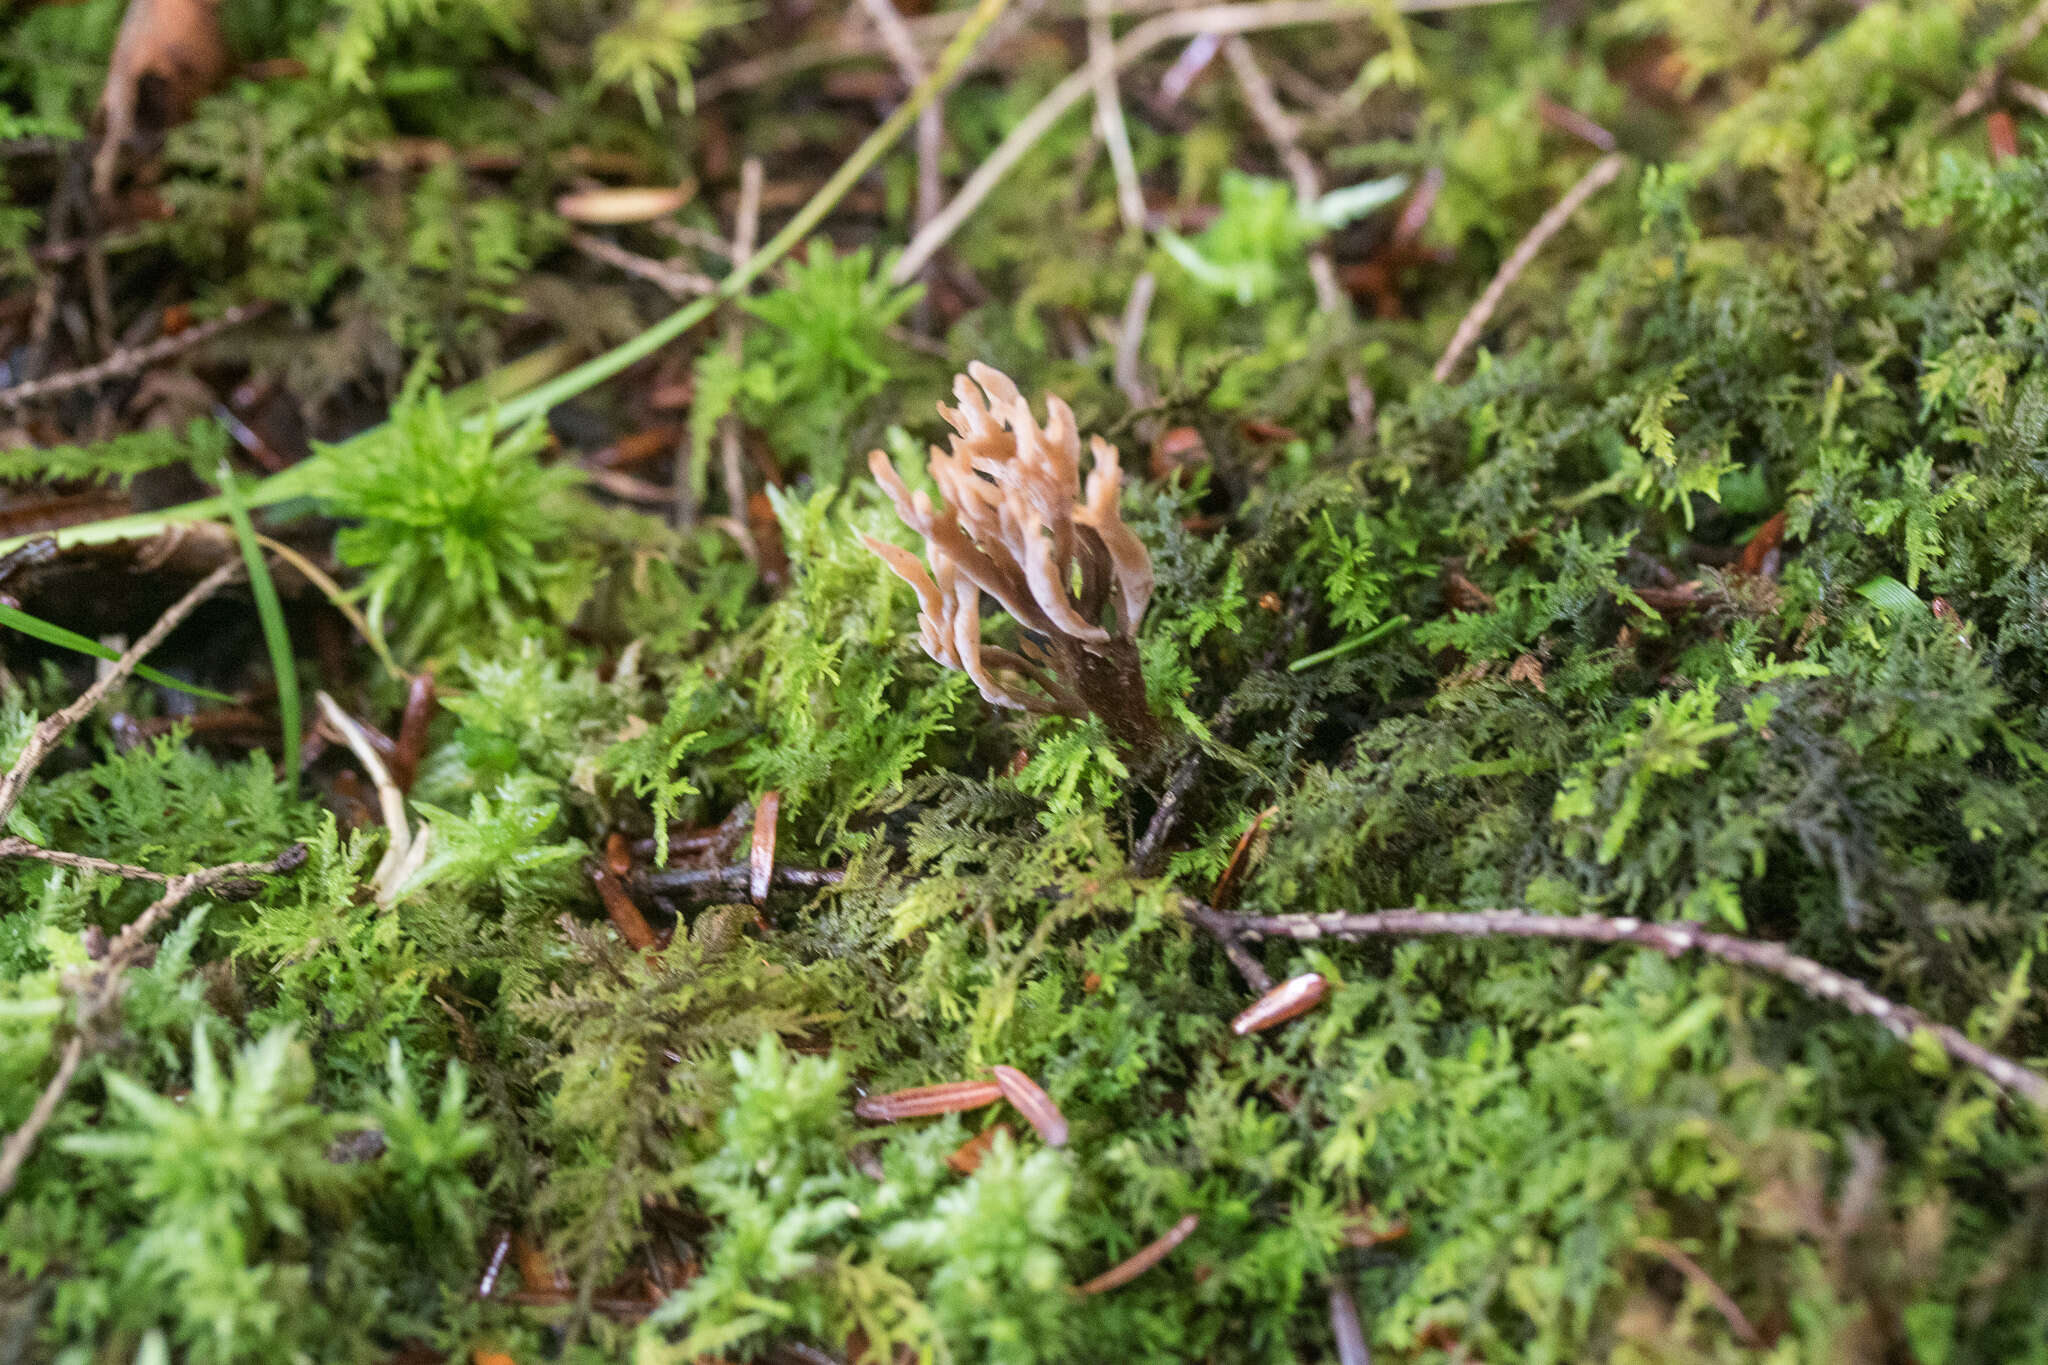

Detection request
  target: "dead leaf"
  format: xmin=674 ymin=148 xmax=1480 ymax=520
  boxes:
xmin=555 ymin=183 xmax=696 ymax=224
xmin=96 ymin=0 xmax=229 ymax=199
xmin=1507 ymin=653 xmax=1547 ymax=693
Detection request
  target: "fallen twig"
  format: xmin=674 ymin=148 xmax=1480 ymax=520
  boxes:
xmin=1945 ymin=0 xmax=2048 ymax=126
xmin=1635 ymin=1236 xmax=1763 ymax=1348
xmin=1327 ymin=1283 xmax=1370 ymax=1365
xmin=0 ymin=302 xmax=270 ymax=407
xmin=1088 ymin=0 xmax=1148 ymax=233
xmin=1223 ymin=35 xmax=1372 ymax=430
xmin=1187 ymin=903 xmax=2048 ymax=1109
xmin=637 ymin=862 xmax=845 ymax=898
xmin=0 ymin=558 xmax=243 ymax=826
xmin=0 ymin=841 xmax=309 ymax=1195
xmin=0 ymin=837 xmax=169 ymax=884
xmin=569 ymin=231 xmax=716 ymax=299
xmin=892 ymin=0 xmax=1525 ymax=284
xmin=1432 ymin=152 xmax=1624 ymax=383
xmin=857 ymin=0 xmax=948 ymax=300
xmin=1074 ymin=1213 xmax=1200 ymax=1294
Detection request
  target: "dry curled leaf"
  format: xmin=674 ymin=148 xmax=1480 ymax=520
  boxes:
xmin=96 ymin=0 xmax=229 ymax=198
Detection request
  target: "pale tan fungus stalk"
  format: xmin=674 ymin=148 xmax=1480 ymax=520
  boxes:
xmin=865 ymin=363 xmax=1163 ymax=751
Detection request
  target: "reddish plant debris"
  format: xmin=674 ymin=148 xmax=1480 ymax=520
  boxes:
xmin=588 ymin=863 xmax=659 ymax=952
xmin=1735 ymin=510 xmax=1787 ymax=578
xmin=604 ymin=831 xmax=635 ymax=879
xmin=946 ymin=1122 xmax=1013 ymax=1175
xmin=1507 ymin=653 xmax=1547 ymax=693
xmin=991 ymin=1065 xmax=1069 ymax=1147
xmin=1989 ymin=110 xmax=2019 ymax=163
xmin=390 ymin=671 xmax=437 ymax=792
xmin=1209 ymin=805 xmax=1277 ymax=910
xmin=855 ymin=1080 xmax=1003 ymax=1123
xmin=96 ymin=0 xmax=230 ymax=197
xmin=1230 ymin=972 xmax=1329 ymax=1036
xmin=1074 ymin=1214 xmax=1200 ymax=1295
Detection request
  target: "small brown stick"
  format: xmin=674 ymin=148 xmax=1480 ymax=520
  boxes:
xmin=0 ymin=836 xmax=169 ymax=884
xmin=1431 ymin=152 xmax=1625 ymax=384
xmin=589 ymin=862 xmax=660 ymax=951
xmin=855 ymin=1079 xmax=1004 ymax=1122
xmin=1635 ymin=1236 xmax=1763 ymax=1348
xmin=1945 ymin=0 xmax=2048 ymax=126
xmin=0 ymin=558 xmax=243 ymax=827
xmin=715 ymin=159 xmax=765 ymax=554
xmin=1533 ymin=93 xmax=1616 ymax=152
xmin=569 ymin=231 xmax=716 ymax=299
xmin=637 ymin=862 xmax=844 ymax=897
xmin=1088 ymin=0 xmax=1148 ymax=233
xmin=1112 ymin=270 xmax=1158 ymax=411
xmin=390 ymin=671 xmax=437 ymax=793
xmin=2007 ymin=77 xmax=2048 ymax=118
xmin=1229 ymin=971 xmax=1328 ymax=1035
xmin=856 ymin=0 xmax=947 ymax=305
xmin=1074 ymin=1213 xmax=1200 ymax=1294
xmin=1223 ymin=35 xmax=1372 ymax=430
xmin=1187 ymin=904 xmax=2048 ymax=1109
xmin=1327 ymin=1282 xmax=1371 ymax=1365
xmin=0 ymin=843 xmax=309 ymax=1194
xmin=991 ymin=1064 xmax=1069 ymax=1145
xmin=0 ymin=302 xmax=270 ymax=407
xmin=892 ymin=0 xmax=1525 ymax=285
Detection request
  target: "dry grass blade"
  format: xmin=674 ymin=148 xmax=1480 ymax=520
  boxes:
xmin=1074 ymin=1213 xmax=1199 ymax=1294
xmin=991 ymin=1064 xmax=1068 ymax=1146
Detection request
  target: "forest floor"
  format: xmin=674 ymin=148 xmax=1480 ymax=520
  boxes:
xmin=4 ymin=0 xmax=2048 ymax=1361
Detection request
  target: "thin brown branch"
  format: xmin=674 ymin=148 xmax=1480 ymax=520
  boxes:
xmin=1088 ymin=0 xmax=1148 ymax=234
xmin=1635 ymin=1236 xmax=1764 ymax=1348
xmin=717 ymin=158 xmax=765 ymax=555
xmin=1187 ymin=904 xmax=2048 ymax=1110
xmin=857 ymin=0 xmax=947 ymax=299
xmin=0 ymin=558 xmax=244 ymax=827
xmin=893 ymin=0 xmax=1527 ymax=285
xmin=0 ymin=836 xmax=168 ymax=884
xmin=637 ymin=862 xmax=844 ymax=898
xmin=1945 ymin=0 xmax=2048 ymax=126
xmin=0 ymin=841 xmax=309 ymax=1195
xmin=1113 ymin=270 xmax=1158 ymax=410
xmin=1432 ymin=152 xmax=1623 ymax=384
xmin=1327 ymin=1283 xmax=1370 ymax=1365
xmin=0 ymin=302 xmax=270 ymax=407
xmin=1223 ymin=35 xmax=1372 ymax=430
xmin=569 ymin=231 xmax=716 ymax=299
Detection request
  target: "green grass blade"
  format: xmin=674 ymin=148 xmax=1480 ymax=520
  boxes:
xmin=218 ymin=460 xmax=302 ymax=788
xmin=0 ymin=603 xmax=234 ymax=703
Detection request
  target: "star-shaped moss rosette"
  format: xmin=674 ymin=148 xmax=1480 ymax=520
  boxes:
xmin=864 ymin=363 xmax=1163 ymax=753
